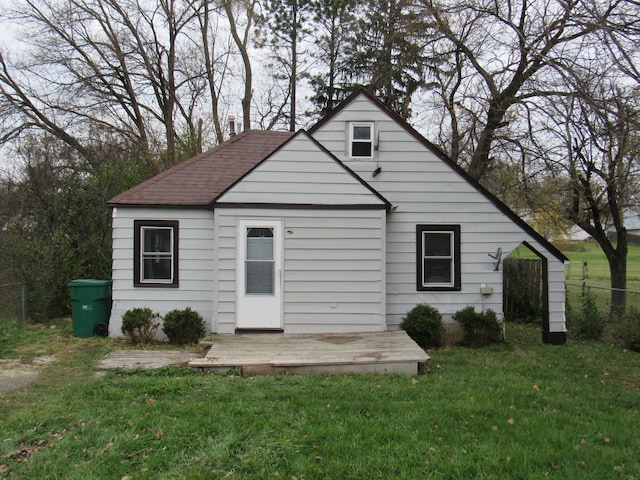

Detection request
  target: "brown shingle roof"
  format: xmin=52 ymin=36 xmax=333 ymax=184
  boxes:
xmin=108 ymin=130 xmax=294 ymax=207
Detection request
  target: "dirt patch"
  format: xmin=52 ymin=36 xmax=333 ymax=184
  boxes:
xmin=0 ymin=356 xmax=57 ymax=395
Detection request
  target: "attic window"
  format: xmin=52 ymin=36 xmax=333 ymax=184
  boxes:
xmin=416 ymin=225 xmax=461 ymax=291
xmin=349 ymin=123 xmax=374 ymax=158
xmin=134 ymin=220 xmax=179 ymax=287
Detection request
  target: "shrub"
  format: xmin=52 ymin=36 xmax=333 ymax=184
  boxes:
xmin=453 ymin=306 xmax=503 ymax=347
xmin=617 ymin=307 xmax=640 ymax=352
xmin=121 ymin=307 xmax=161 ymax=345
xmin=162 ymin=307 xmax=206 ymax=345
xmin=400 ymin=304 xmax=444 ymax=349
xmin=574 ymin=290 xmax=604 ymax=340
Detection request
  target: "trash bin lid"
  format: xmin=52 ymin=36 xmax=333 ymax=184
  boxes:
xmin=68 ymin=279 xmax=112 ymax=287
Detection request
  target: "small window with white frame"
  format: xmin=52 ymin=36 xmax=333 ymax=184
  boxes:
xmin=134 ymin=220 xmax=179 ymax=287
xmin=349 ymin=122 xmax=374 ymax=159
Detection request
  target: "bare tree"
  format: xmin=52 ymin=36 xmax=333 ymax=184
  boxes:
xmin=258 ymin=0 xmax=314 ymax=131
xmin=220 ymin=0 xmax=257 ymax=131
xmin=419 ymin=0 xmax=616 ymax=182
xmin=0 ymin=0 xmax=207 ymax=167
xmin=537 ymin=78 xmax=640 ymax=318
xmin=194 ymin=0 xmax=233 ymax=144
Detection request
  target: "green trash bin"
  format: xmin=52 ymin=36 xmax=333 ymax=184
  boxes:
xmin=68 ymin=279 xmax=112 ymax=338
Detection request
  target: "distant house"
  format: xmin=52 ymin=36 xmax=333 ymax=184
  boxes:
xmin=566 ymin=224 xmax=592 ymax=242
xmin=607 ymin=208 xmax=640 ymax=243
xmin=108 ymin=89 xmax=568 ymax=344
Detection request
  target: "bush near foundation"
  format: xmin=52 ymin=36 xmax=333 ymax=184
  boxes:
xmin=121 ymin=307 xmax=161 ymax=345
xmin=453 ymin=306 xmax=503 ymax=347
xmin=162 ymin=307 xmax=206 ymax=345
xmin=400 ymin=304 xmax=444 ymax=349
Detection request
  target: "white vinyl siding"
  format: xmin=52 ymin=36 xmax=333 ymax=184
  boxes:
xmin=312 ymin=94 xmax=566 ymax=332
xmin=214 ymin=208 xmax=386 ymax=334
xmin=212 ymin=129 xmax=387 ymax=334
xmin=110 ymin=207 xmax=215 ymax=338
xmin=217 ymin=133 xmax=386 ymax=207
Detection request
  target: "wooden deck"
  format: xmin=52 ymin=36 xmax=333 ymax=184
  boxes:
xmin=188 ymin=331 xmax=429 ymax=375
xmin=98 ymin=350 xmax=198 ymax=370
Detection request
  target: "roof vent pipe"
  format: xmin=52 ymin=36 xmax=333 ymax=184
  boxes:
xmin=229 ymin=115 xmax=236 ymax=137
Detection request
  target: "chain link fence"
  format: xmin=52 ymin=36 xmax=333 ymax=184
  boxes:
xmin=0 ymin=283 xmax=26 ymax=321
xmin=565 ymin=260 xmax=640 ymax=327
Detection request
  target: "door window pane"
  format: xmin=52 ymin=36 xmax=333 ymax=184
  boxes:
xmin=245 ymin=227 xmax=274 ymax=294
xmin=246 ymin=261 xmax=274 ymax=294
xmin=247 ymin=228 xmax=274 ymax=261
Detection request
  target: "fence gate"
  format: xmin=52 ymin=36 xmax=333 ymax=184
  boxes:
xmin=503 ymin=257 xmax=543 ymax=323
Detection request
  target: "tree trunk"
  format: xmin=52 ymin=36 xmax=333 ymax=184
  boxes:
xmin=608 ymin=231 xmax=628 ymax=319
xmin=289 ymin=0 xmax=298 ymax=132
xmin=224 ymin=0 xmax=254 ymax=131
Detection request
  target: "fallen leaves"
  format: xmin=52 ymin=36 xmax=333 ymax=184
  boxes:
xmin=3 ymin=439 xmax=47 ymax=461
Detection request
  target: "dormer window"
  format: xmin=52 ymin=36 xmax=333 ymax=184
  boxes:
xmin=349 ymin=123 xmax=374 ymax=159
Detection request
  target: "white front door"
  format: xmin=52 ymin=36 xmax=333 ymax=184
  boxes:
xmin=237 ymin=219 xmax=283 ymax=330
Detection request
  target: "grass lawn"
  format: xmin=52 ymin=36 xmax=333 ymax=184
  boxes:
xmin=563 ymin=242 xmax=640 ymax=318
xmin=1 ymin=319 xmax=640 ymax=479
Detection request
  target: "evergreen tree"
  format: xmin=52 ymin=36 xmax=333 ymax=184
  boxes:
xmin=306 ymin=0 xmax=357 ymax=118
xmin=259 ymin=0 xmax=314 ymax=130
xmin=345 ymin=0 xmax=428 ymax=119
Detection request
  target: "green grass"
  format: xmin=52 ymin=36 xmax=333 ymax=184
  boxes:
xmin=562 ymin=243 xmax=640 ymax=318
xmin=564 ymin=242 xmax=640 ymax=287
xmin=511 ymin=241 xmax=640 ymax=318
xmin=1 ymin=320 xmax=640 ymax=479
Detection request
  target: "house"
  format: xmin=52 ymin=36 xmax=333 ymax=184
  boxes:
xmin=607 ymin=208 xmax=640 ymax=244
xmin=108 ymin=89 xmax=568 ymax=344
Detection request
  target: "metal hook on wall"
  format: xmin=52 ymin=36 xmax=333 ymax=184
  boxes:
xmin=488 ymin=247 xmax=503 ymax=271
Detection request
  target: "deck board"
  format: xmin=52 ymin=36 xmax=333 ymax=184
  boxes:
xmin=188 ymin=331 xmax=429 ymax=375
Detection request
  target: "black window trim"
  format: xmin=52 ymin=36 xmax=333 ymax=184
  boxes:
xmin=416 ymin=224 xmax=461 ymax=291
xmin=134 ymin=220 xmax=179 ymax=288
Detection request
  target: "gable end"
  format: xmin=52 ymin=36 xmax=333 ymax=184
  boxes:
xmin=211 ymin=129 xmax=392 ymax=210
xmin=310 ymin=88 xmax=567 ymax=263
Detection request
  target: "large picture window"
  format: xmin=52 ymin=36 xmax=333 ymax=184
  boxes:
xmin=134 ymin=220 xmax=179 ymax=287
xmin=349 ymin=123 xmax=374 ymax=158
xmin=416 ymin=225 xmax=460 ymax=291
